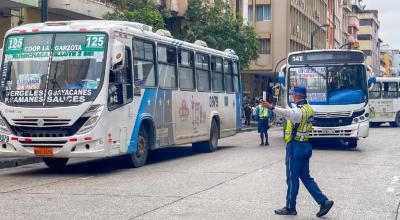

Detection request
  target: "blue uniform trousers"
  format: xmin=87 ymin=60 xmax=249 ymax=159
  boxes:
xmin=285 ymin=140 xmax=328 ymax=210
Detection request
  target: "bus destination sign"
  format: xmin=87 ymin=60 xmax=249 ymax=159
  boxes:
xmin=288 ymin=51 xmax=365 ymax=65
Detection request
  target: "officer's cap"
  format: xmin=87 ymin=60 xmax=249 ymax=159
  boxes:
xmin=292 ymin=86 xmax=307 ymax=96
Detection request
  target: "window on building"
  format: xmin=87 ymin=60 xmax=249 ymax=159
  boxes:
xmin=360 ymin=19 xmax=373 ymax=26
xmin=259 ymin=38 xmax=271 ymax=54
xmin=357 ymin=34 xmax=372 ymax=41
xmin=178 ymin=49 xmax=195 ymax=90
xmin=133 ymin=39 xmax=156 ymax=87
xmin=248 ymin=6 xmax=253 ymax=22
xmin=158 ymin=45 xmax=177 ymax=89
xmin=211 ymin=56 xmax=224 ymax=92
xmin=256 ymin=4 xmax=271 ymax=21
xmin=196 ymin=53 xmax=210 ymax=92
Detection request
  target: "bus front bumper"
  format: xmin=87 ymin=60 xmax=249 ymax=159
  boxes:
xmin=310 ymin=121 xmax=369 ymax=139
xmin=0 ymin=134 xmax=110 ymax=158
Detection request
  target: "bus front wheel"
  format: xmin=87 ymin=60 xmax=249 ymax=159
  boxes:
xmin=43 ymin=158 xmax=69 ymax=170
xmin=127 ymin=127 xmax=149 ymax=168
xmin=192 ymin=119 xmax=219 ymax=153
xmin=389 ymin=112 xmax=400 ymax=127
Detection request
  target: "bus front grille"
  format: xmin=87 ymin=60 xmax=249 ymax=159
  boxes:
xmin=12 ymin=118 xmax=71 ymax=127
xmin=313 ymin=117 xmax=353 ymax=127
xmin=314 ymin=111 xmax=352 ymax=118
xmin=9 ymin=117 xmax=89 ymax=137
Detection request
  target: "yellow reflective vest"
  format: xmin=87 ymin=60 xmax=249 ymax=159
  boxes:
xmin=257 ymin=105 xmax=269 ymax=118
xmin=284 ymin=104 xmax=314 ymax=144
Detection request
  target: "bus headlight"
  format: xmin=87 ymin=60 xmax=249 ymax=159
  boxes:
xmin=0 ymin=116 xmax=11 ymax=135
xmin=353 ymin=112 xmax=369 ymax=124
xmin=76 ymin=105 xmax=104 ymax=135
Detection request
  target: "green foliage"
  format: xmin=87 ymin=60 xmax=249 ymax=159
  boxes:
xmin=104 ymin=0 xmax=171 ymax=31
xmin=104 ymin=0 xmax=259 ymax=69
xmin=181 ymin=0 xmax=259 ymax=69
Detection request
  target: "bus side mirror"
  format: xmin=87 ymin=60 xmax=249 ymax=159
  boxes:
xmin=111 ymin=40 xmax=125 ymax=72
xmin=368 ymin=76 xmax=376 ymax=91
xmin=278 ymin=72 xmax=285 ymax=84
xmin=368 ymin=76 xmax=377 ymax=84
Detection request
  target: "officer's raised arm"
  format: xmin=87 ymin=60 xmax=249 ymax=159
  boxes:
xmin=264 ymin=102 xmax=302 ymax=124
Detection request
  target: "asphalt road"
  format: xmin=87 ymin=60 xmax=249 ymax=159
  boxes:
xmin=0 ymin=126 xmax=399 ymax=220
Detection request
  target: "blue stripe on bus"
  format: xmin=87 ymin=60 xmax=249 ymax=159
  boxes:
xmin=236 ymin=92 xmax=242 ymax=132
xmin=127 ymin=88 xmax=157 ymax=153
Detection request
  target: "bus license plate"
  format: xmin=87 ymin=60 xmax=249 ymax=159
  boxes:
xmin=34 ymin=147 xmax=53 ymax=156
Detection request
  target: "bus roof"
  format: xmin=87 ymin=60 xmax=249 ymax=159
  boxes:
xmin=5 ymin=20 xmax=239 ymax=60
xmin=375 ymin=77 xmax=400 ymax=83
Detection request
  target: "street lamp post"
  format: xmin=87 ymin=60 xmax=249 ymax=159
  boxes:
xmin=310 ymin=24 xmax=328 ymax=50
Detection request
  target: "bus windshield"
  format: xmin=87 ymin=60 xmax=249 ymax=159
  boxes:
xmin=1 ymin=33 xmax=106 ymax=107
xmin=289 ymin=65 xmax=367 ymax=105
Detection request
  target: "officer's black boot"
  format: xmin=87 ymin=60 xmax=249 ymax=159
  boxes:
xmin=260 ymin=134 xmax=264 ymax=146
xmin=316 ymin=200 xmax=334 ymax=217
xmin=274 ymin=207 xmax=297 ymax=215
xmin=264 ymin=133 xmax=269 ymax=146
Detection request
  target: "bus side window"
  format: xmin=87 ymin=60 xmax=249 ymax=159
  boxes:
xmin=383 ymin=82 xmax=398 ymax=99
xmin=233 ymin=61 xmax=240 ymax=93
xmin=196 ymin=53 xmax=210 ymax=92
xmin=211 ymin=56 xmax=224 ymax=92
xmin=224 ymin=59 xmax=234 ymax=93
xmin=178 ymin=49 xmax=195 ymax=90
xmin=369 ymin=82 xmax=381 ymax=99
xmin=133 ymin=39 xmax=156 ymax=87
xmin=108 ymin=47 xmax=133 ymax=109
xmin=158 ymin=45 xmax=177 ymax=89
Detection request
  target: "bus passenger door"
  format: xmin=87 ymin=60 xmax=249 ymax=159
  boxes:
xmin=107 ymin=46 xmax=134 ymax=154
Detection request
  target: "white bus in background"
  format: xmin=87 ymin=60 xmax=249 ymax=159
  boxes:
xmin=369 ymin=77 xmax=400 ymax=127
xmin=0 ymin=20 xmax=242 ymax=169
xmin=278 ymin=50 xmax=371 ymax=148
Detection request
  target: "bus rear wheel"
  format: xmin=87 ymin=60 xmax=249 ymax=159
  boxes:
xmin=192 ymin=119 xmax=219 ymax=153
xmin=347 ymin=138 xmax=358 ymax=148
xmin=389 ymin=112 xmax=400 ymax=127
xmin=43 ymin=158 xmax=69 ymax=170
xmin=127 ymin=127 xmax=149 ymax=168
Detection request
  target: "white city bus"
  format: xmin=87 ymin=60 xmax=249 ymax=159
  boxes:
xmin=278 ymin=50 xmax=370 ymax=148
xmin=369 ymin=77 xmax=400 ymax=127
xmin=0 ymin=20 xmax=242 ymax=169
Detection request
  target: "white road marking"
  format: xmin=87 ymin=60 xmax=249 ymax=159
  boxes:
xmin=391 ymin=176 xmax=400 ymax=184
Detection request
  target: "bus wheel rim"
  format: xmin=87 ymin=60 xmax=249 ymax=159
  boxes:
xmin=136 ymin=136 xmax=146 ymax=158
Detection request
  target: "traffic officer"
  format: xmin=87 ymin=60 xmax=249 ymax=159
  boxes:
xmin=264 ymin=86 xmax=334 ymax=217
xmin=255 ymin=100 xmax=273 ymax=146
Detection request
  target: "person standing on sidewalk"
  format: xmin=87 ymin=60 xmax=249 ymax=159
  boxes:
xmin=244 ymin=103 xmax=252 ymax=126
xmin=255 ymin=100 xmax=273 ymax=146
xmin=264 ymin=86 xmax=334 ymax=217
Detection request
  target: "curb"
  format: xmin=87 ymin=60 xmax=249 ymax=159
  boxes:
xmin=0 ymin=157 xmax=43 ymax=169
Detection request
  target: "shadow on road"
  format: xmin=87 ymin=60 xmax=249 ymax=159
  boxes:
xmin=7 ymin=145 xmax=235 ymax=176
xmin=311 ymin=139 xmax=360 ymax=152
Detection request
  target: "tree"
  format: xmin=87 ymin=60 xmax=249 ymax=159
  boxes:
xmin=104 ymin=0 xmax=171 ymax=31
xmin=180 ymin=0 xmax=259 ymax=69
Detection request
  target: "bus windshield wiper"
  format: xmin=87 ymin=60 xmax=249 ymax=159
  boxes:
xmin=49 ymin=61 xmax=62 ymax=90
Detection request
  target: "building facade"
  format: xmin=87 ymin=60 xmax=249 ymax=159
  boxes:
xmin=0 ymin=0 xmax=114 ymax=47
xmin=242 ymin=0 xmax=328 ymax=100
xmin=355 ymin=9 xmax=380 ymax=75
xmin=391 ymin=50 xmax=400 ymax=77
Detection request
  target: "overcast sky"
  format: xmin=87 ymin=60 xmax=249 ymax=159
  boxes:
xmin=365 ymin=0 xmax=399 ymax=48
